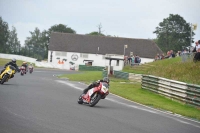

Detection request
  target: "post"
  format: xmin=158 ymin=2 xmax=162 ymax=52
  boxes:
xmin=124 ymin=45 xmax=127 ymax=56
xmin=124 ymin=45 xmax=128 ymax=66
xmin=190 ymin=23 xmax=192 ymax=46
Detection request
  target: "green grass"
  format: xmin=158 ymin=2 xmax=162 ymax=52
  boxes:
xmin=58 ymin=71 xmax=103 ymax=84
xmin=0 ymin=58 xmax=35 ymax=67
xmin=110 ymin=82 xmax=200 ymax=120
xmin=123 ymin=57 xmax=200 ymax=85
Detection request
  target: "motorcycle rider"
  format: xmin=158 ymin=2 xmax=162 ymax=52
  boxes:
xmin=21 ymin=62 xmax=28 ymax=72
xmin=83 ymin=77 xmax=110 ymax=94
xmin=29 ymin=63 xmax=34 ymax=71
xmin=0 ymin=58 xmax=20 ymax=78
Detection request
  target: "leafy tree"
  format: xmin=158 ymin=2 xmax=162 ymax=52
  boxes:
xmin=48 ymin=24 xmax=76 ymax=34
xmin=20 ymin=46 xmax=28 ymax=56
xmin=24 ymin=27 xmax=46 ymax=59
xmin=8 ymin=26 xmax=21 ymax=54
xmin=86 ymin=31 xmax=105 ymax=36
xmin=0 ymin=16 xmax=9 ymax=53
xmin=153 ymin=14 xmax=193 ymax=53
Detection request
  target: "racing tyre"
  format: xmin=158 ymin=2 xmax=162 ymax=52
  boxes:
xmin=89 ymin=93 xmax=101 ymax=107
xmin=1 ymin=74 xmax=8 ymax=84
xmin=21 ymin=71 xmax=24 ymax=76
xmin=77 ymin=94 xmax=84 ymax=104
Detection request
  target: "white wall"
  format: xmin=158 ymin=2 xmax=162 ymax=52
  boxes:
xmin=47 ymin=51 xmax=125 ymax=70
xmin=0 ymin=53 xmax=154 ymax=70
xmin=0 ymin=53 xmax=37 ymax=63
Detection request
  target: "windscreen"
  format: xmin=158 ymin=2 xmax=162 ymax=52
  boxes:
xmin=102 ymin=82 xmax=109 ymax=89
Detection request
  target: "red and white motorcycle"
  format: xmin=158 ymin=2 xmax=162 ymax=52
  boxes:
xmin=78 ymin=82 xmax=109 ymax=107
xmin=20 ymin=66 xmax=26 ymax=76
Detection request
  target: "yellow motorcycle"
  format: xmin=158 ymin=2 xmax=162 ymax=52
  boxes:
xmin=0 ymin=65 xmax=16 ymax=84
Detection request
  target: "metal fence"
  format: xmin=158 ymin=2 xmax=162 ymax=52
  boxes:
xmin=79 ymin=65 xmax=105 ymax=71
xmin=113 ymin=70 xmax=129 ymax=80
xmin=101 ymin=70 xmax=200 ymax=107
xmin=142 ymin=75 xmax=200 ymax=107
xmin=102 ymin=70 xmax=108 ymax=78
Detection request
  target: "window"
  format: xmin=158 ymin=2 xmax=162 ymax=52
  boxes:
xmin=61 ymin=52 xmax=67 ymax=56
xmin=55 ymin=52 xmax=61 ymax=56
xmin=80 ymin=53 xmax=88 ymax=58
xmin=55 ymin=51 xmax=67 ymax=56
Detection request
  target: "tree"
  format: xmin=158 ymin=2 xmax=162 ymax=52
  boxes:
xmin=48 ymin=24 xmax=76 ymax=34
xmin=0 ymin=16 xmax=9 ymax=53
xmin=8 ymin=26 xmax=21 ymax=54
xmin=86 ymin=23 xmax=105 ymax=36
xmin=86 ymin=31 xmax=105 ymax=36
xmin=24 ymin=27 xmax=46 ymax=59
xmin=153 ymin=14 xmax=193 ymax=53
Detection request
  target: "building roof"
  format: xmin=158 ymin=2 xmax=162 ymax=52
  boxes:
xmin=49 ymin=32 xmax=163 ymax=58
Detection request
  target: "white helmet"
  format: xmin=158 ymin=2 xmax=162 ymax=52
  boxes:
xmin=12 ymin=58 xmax=16 ymax=64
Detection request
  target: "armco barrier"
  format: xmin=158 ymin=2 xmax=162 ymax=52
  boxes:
xmin=79 ymin=65 xmax=104 ymax=71
xmin=142 ymin=75 xmax=200 ymax=107
xmin=113 ymin=70 xmax=142 ymax=81
xmin=102 ymin=70 xmax=108 ymax=78
xmin=113 ymin=70 xmax=129 ymax=79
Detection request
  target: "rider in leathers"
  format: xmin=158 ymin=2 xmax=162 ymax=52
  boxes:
xmin=21 ymin=62 xmax=28 ymax=72
xmin=83 ymin=77 xmax=110 ymax=94
xmin=0 ymin=58 xmax=20 ymax=78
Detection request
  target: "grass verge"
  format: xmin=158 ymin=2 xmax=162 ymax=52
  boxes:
xmin=123 ymin=57 xmax=200 ymax=85
xmin=0 ymin=58 xmax=35 ymax=67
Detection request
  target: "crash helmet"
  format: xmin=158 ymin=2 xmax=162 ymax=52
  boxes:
xmin=103 ymin=77 xmax=110 ymax=84
xmin=12 ymin=58 xmax=16 ymax=64
xmin=23 ymin=62 xmax=27 ymax=64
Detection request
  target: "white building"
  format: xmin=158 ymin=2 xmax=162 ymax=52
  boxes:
xmin=48 ymin=33 xmax=163 ymax=71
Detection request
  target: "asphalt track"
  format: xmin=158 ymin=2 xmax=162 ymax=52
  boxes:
xmin=0 ymin=68 xmax=199 ymax=133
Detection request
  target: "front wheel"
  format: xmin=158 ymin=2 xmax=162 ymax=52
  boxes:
xmin=1 ymin=74 xmax=9 ymax=84
xmin=30 ymin=69 xmax=33 ymax=74
xmin=77 ymin=94 xmax=84 ymax=104
xmin=89 ymin=93 xmax=101 ymax=107
xmin=21 ymin=71 xmax=24 ymax=76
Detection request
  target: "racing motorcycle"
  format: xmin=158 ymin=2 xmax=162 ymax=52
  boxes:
xmin=20 ymin=66 xmax=26 ymax=76
xmin=78 ymin=82 xmax=109 ymax=107
xmin=0 ymin=65 xmax=16 ymax=84
xmin=29 ymin=65 xmax=33 ymax=74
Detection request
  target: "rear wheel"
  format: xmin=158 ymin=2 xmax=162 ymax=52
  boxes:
xmin=1 ymin=74 xmax=9 ymax=84
xmin=89 ymin=93 xmax=101 ymax=107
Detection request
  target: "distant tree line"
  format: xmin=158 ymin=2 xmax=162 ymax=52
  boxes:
xmin=0 ymin=14 xmax=196 ymax=60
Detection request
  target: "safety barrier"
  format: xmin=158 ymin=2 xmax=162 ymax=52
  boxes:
xmin=113 ymin=70 xmax=129 ymax=80
xmin=112 ymin=70 xmax=142 ymax=81
xmin=102 ymin=70 xmax=108 ymax=78
xmin=142 ymin=75 xmax=200 ymax=107
xmin=129 ymin=73 xmax=142 ymax=82
xmin=79 ymin=65 xmax=105 ymax=71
